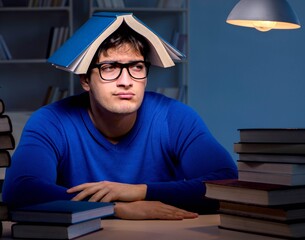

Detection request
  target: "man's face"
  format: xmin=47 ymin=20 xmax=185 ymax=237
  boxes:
xmin=82 ymin=43 xmax=147 ymax=115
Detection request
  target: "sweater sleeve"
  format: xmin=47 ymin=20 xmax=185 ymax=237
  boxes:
xmin=145 ymin=101 xmax=238 ymax=213
xmin=2 ymin=108 xmax=76 ymax=209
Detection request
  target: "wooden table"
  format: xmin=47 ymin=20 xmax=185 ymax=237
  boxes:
xmin=1 ymin=214 xmax=281 ymax=240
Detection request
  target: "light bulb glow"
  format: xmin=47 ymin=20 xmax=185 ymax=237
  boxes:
xmin=252 ymin=21 xmax=277 ymax=32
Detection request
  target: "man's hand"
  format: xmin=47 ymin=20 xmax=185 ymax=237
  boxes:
xmin=67 ymin=181 xmax=147 ymax=202
xmin=114 ymin=201 xmax=199 ymax=220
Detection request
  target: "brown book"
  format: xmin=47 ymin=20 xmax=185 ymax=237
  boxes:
xmin=219 ymin=201 xmax=305 ymax=222
xmin=237 ymin=161 xmax=305 ymax=186
xmin=0 ymin=99 xmax=4 ymax=115
xmin=0 ymin=202 xmax=8 ymax=221
xmin=205 ymin=179 xmax=305 ymax=206
xmin=219 ymin=213 xmax=305 ymax=239
xmin=0 ymin=150 xmax=10 ymax=167
xmin=0 ymin=132 xmax=15 ymax=150
xmin=238 ymin=169 xmax=305 ymax=186
xmin=238 ymin=161 xmax=305 ymax=174
xmin=219 ymin=227 xmax=284 ymax=240
xmin=238 ymin=153 xmax=305 ymax=164
xmin=234 ymin=142 xmax=305 ymax=155
xmin=238 ymin=128 xmax=305 ymax=143
xmin=0 ymin=115 xmax=12 ymax=133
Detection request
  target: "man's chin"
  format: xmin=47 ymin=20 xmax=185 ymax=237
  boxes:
xmin=111 ymin=105 xmax=139 ymax=115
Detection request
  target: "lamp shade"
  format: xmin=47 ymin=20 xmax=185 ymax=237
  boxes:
xmin=227 ymin=0 xmax=301 ymax=31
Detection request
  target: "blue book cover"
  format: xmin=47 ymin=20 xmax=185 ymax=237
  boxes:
xmin=47 ymin=12 xmax=123 ymax=71
xmin=10 ymin=200 xmax=114 ymax=224
xmin=48 ymin=12 xmax=184 ymax=74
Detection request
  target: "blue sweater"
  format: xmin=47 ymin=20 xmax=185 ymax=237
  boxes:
xmin=3 ymin=92 xmax=237 ymax=212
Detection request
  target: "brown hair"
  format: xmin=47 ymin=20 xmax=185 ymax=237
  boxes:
xmin=89 ymin=22 xmax=150 ymax=68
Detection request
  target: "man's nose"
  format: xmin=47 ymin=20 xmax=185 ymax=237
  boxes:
xmin=116 ymin=68 xmax=133 ymax=86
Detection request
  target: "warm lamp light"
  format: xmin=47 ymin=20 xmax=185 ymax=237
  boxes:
xmin=227 ymin=0 xmax=301 ymax=32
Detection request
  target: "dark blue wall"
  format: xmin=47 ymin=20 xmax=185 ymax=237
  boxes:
xmin=189 ymin=0 xmax=305 ymax=160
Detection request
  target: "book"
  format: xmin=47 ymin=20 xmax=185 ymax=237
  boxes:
xmin=238 ymin=170 xmax=305 ymax=186
xmin=234 ymin=142 xmax=305 ymax=155
xmin=46 ymin=26 xmax=70 ymax=58
xmin=219 ymin=227 xmax=282 ymax=240
xmin=11 ymin=218 xmax=101 ymax=239
xmin=48 ymin=12 xmax=184 ymax=74
xmin=219 ymin=201 xmax=305 ymax=222
xmin=238 ymin=161 xmax=305 ymax=174
xmin=0 ymin=35 xmax=12 ymax=60
xmin=0 ymin=202 xmax=8 ymax=221
xmin=0 ymin=100 xmax=4 ymax=115
xmin=205 ymin=179 xmax=305 ymax=206
xmin=0 ymin=115 xmax=12 ymax=133
xmin=238 ymin=128 xmax=305 ymax=143
xmin=219 ymin=213 xmax=305 ymax=239
xmin=0 ymin=150 xmax=10 ymax=167
xmin=0 ymin=132 xmax=15 ymax=150
xmin=238 ymin=153 xmax=305 ymax=164
xmin=238 ymin=161 xmax=305 ymax=186
xmin=10 ymin=200 xmax=114 ymax=224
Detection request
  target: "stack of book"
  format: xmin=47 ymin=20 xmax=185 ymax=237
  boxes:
xmin=205 ymin=128 xmax=305 ymax=239
xmin=0 ymin=99 xmax=15 ymax=236
xmin=10 ymin=200 xmax=114 ymax=239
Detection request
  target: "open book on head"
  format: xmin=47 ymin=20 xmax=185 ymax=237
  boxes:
xmin=47 ymin=12 xmax=185 ymax=74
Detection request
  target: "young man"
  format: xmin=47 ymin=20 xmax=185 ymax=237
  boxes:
xmin=3 ymin=21 xmax=237 ymax=220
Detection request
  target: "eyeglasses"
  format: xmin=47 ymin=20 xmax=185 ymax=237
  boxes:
xmin=90 ymin=61 xmax=151 ymax=81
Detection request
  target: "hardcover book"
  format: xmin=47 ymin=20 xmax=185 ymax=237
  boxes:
xmin=0 ymin=133 xmax=15 ymax=150
xmin=0 ymin=115 xmax=12 ymax=133
xmin=219 ymin=201 xmax=305 ymax=222
xmin=238 ymin=169 xmax=305 ymax=186
xmin=48 ymin=12 xmax=184 ymax=74
xmin=234 ymin=142 xmax=305 ymax=155
xmin=238 ymin=128 xmax=305 ymax=143
xmin=0 ymin=100 xmax=4 ymax=115
xmin=12 ymin=218 xmax=101 ymax=239
xmin=219 ymin=213 xmax=305 ymax=239
xmin=238 ymin=153 xmax=305 ymax=164
xmin=10 ymin=200 xmax=114 ymax=224
xmin=237 ymin=161 xmax=305 ymax=174
xmin=237 ymin=161 xmax=305 ymax=186
xmin=0 ymin=150 xmax=10 ymax=168
xmin=205 ymin=179 xmax=305 ymax=206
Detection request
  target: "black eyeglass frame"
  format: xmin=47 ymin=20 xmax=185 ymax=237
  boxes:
xmin=89 ymin=60 xmax=151 ymax=81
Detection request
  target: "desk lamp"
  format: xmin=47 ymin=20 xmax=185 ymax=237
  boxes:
xmin=226 ymin=0 xmax=301 ymax=32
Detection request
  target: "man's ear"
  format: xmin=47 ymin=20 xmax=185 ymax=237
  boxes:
xmin=80 ymin=74 xmax=90 ymax=91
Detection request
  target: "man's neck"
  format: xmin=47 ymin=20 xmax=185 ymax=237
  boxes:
xmin=88 ymin=107 xmax=137 ymax=144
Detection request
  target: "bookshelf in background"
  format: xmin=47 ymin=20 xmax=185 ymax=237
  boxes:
xmin=89 ymin=0 xmax=189 ymax=103
xmin=0 ymin=34 xmax=12 ymax=60
xmin=0 ymin=0 xmax=75 ymax=111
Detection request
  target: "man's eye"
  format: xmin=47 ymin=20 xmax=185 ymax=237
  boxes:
xmin=101 ymin=64 xmax=116 ymax=72
xmin=131 ymin=63 xmax=144 ymax=71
